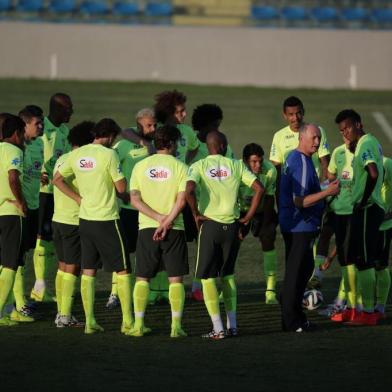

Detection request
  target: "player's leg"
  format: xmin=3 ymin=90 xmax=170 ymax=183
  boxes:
xmin=375 ymin=228 xmax=392 ymax=317
xmin=52 ymin=222 xmax=65 ymax=322
xmin=162 ymin=229 xmax=189 ymax=337
xmin=197 ymin=221 xmax=225 ymax=339
xmin=31 ymin=193 xmax=55 ymax=302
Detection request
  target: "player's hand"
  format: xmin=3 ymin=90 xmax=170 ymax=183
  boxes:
xmin=320 ymin=257 xmax=332 ymax=271
xmin=239 ymin=215 xmax=251 ymax=226
xmin=194 ymin=214 xmax=208 ymax=230
xmin=117 ymin=192 xmax=130 ymax=204
xmin=8 ymin=199 xmax=27 ymax=216
xmin=75 ymin=195 xmax=82 ymax=206
xmin=238 ymin=226 xmax=246 ymax=241
xmin=156 ymin=214 xmax=168 ymax=225
xmin=40 ymin=172 xmax=49 ymax=186
xmin=326 ymin=179 xmax=340 ymax=196
xmin=153 ymin=225 xmax=169 ymax=241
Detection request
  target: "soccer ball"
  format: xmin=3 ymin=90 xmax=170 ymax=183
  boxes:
xmin=302 ymin=289 xmax=323 ymax=310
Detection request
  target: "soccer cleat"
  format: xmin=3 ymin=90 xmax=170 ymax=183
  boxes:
xmin=375 ymin=311 xmax=387 ymax=320
xmin=18 ymin=305 xmax=35 ymax=317
xmin=121 ymin=322 xmax=134 ymax=334
xmin=345 ymin=312 xmax=378 ymax=326
xmin=57 ymin=315 xmax=85 ymax=328
xmin=30 ymin=289 xmax=55 ymax=303
xmin=265 ymin=290 xmax=279 ymax=305
xmin=105 ymin=294 xmax=120 ymax=309
xmin=224 ymin=328 xmax=238 ymax=338
xmin=170 ymin=326 xmax=188 ymax=338
xmin=0 ymin=316 xmax=19 ymax=327
xmin=84 ymin=322 xmax=104 ymax=334
xmin=126 ymin=325 xmax=152 ymax=337
xmin=190 ymin=288 xmax=204 ymax=302
xmin=201 ymin=330 xmax=225 ymax=340
xmin=331 ymin=308 xmax=356 ymax=323
xmin=295 ymin=321 xmax=317 ymax=333
xmin=10 ymin=309 xmax=34 ymax=323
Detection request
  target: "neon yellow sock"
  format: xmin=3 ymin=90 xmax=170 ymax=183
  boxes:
xmin=222 ymin=275 xmax=237 ymax=329
xmin=263 ymin=250 xmax=277 ymax=291
xmin=110 ymin=272 xmax=118 ymax=296
xmin=55 ymin=270 xmax=64 ymax=313
xmin=376 ymin=268 xmax=391 ymax=307
xmin=61 ymin=273 xmax=77 ymax=317
xmin=33 ymin=240 xmax=46 ymax=281
xmin=81 ymin=275 xmax=96 ymax=326
xmin=117 ymin=274 xmax=133 ymax=327
xmin=341 ymin=264 xmax=357 ymax=308
xmin=337 ymin=276 xmax=345 ymax=301
xmin=0 ymin=268 xmax=16 ymax=314
xmin=201 ymin=278 xmax=224 ymax=332
xmin=169 ymin=282 xmax=185 ymax=328
xmin=13 ymin=266 xmax=26 ymax=310
xmin=133 ymin=280 xmax=149 ymax=328
xmin=357 ymin=268 xmax=376 ymax=312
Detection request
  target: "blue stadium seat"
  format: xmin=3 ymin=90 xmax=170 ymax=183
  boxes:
xmin=311 ymin=7 xmax=338 ymax=23
xmin=48 ymin=0 xmax=77 ymax=14
xmin=112 ymin=1 xmax=139 ymax=16
xmin=79 ymin=1 xmax=109 ymax=15
xmin=341 ymin=7 xmax=368 ymax=22
xmin=0 ymin=0 xmax=12 ymax=12
xmin=251 ymin=5 xmax=279 ymax=21
xmin=17 ymin=0 xmax=44 ymax=12
xmin=281 ymin=6 xmax=307 ymax=21
xmin=145 ymin=2 xmax=173 ymax=17
xmin=372 ymin=8 xmax=392 ymax=24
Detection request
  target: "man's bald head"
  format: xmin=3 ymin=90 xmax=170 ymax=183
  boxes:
xmin=298 ymin=123 xmax=321 ymax=156
xmin=206 ymin=130 xmax=228 ymax=156
xmin=49 ymin=92 xmax=73 ymax=125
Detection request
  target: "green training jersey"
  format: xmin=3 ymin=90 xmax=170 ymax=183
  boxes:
xmin=190 ymin=141 xmax=235 ymax=164
xmin=351 ymin=133 xmax=384 ymax=210
xmin=114 ymin=138 xmax=149 ymax=210
xmin=175 ymin=124 xmax=200 ymax=163
xmin=40 ymin=117 xmax=71 ymax=194
xmin=327 ymin=144 xmax=354 ymax=215
xmin=23 ymin=138 xmax=44 ymax=210
xmin=0 ymin=142 xmax=24 ymax=217
xmin=59 ymin=144 xmax=124 ymax=221
xmin=269 ymin=125 xmax=330 ymax=177
xmin=238 ymin=159 xmax=276 ymax=213
xmin=380 ymin=156 xmax=392 ymax=231
xmin=53 ymin=152 xmax=79 ymax=226
xmin=188 ymin=155 xmax=256 ymax=224
xmin=130 ymin=154 xmax=188 ymax=230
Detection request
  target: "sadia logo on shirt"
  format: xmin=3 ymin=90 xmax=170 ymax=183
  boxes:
xmin=146 ymin=167 xmax=172 ymax=181
xmin=206 ymin=166 xmax=231 ymax=180
xmin=78 ymin=157 xmax=97 ymax=171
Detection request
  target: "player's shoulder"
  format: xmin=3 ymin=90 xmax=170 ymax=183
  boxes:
xmin=273 ymin=125 xmax=291 ymax=139
xmin=177 ymin=123 xmax=193 ymax=135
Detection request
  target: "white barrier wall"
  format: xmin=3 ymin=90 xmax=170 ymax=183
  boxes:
xmin=0 ymin=21 xmax=391 ymax=89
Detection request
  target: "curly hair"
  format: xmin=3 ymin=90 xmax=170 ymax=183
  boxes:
xmin=154 ymin=90 xmax=187 ymax=124
xmin=191 ymin=104 xmax=223 ymax=131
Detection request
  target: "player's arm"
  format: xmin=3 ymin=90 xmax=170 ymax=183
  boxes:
xmin=319 ymin=155 xmax=330 ymax=181
xmin=8 ymin=169 xmax=27 ymax=215
xmin=122 ymin=128 xmax=155 ymax=154
xmin=53 ymin=171 xmax=81 ymax=205
xmin=356 ymin=163 xmax=378 ymax=209
xmin=114 ymin=178 xmax=129 ymax=203
xmin=185 ymin=147 xmax=199 ymax=165
xmin=294 ymin=180 xmax=340 ymax=208
xmin=130 ymin=189 xmax=167 ymax=223
xmin=153 ymin=191 xmax=187 ymax=241
xmin=185 ymin=180 xmax=207 ymax=230
xmin=239 ymin=179 xmax=264 ymax=225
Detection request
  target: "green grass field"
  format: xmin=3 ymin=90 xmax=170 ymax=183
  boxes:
xmin=1 ymin=79 xmax=392 ymax=391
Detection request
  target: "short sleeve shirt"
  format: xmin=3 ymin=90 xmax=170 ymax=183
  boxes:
xmin=40 ymin=117 xmax=71 ymax=194
xmin=23 ymin=138 xmax=44 ymax=210
xmin=175 ymin=124 xmax=200 ymax=163
xmin=0 ymin=142 xmax=24 ymax=216
xmin=351 ymin=134 xmax=384 ymax=210
xmin=327 ymin=144 xmax=354 ymax=215
xmin=380 ymin=156 xmax=392 ymax=230
xmin=114 ymin=139 xmax=149 ymax=210
xmin=59 ymin=144 xmax=124 ymax=221
xmin=130 ymin=154 xmax=188 ymax=230
xmin=238 ymin=159 xmax=277 ymax=212
xmin=53 ymin=152 xmax=80 ymax=226
xmin=269 ymin=125 xmax=330 ymax=177
xmin=279 ymin=149 xmax=324 ymax=233
xmin=188 ymin=155 xmax=256 ymax=224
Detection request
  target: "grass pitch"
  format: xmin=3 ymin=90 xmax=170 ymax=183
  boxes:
xmin=0 ymin=79 xmax=392 ymax=391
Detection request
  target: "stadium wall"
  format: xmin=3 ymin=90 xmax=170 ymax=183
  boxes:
xmin=0 ymin=22 xmax=391 ymax=90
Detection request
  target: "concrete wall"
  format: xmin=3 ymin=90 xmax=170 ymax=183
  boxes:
xmin=0 ymin=21 xmax=391 ymax=89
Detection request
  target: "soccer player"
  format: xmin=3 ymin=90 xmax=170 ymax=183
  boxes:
xmin=52 ymin=121 xmax=95 ymax=327
xmin=187 ymin=131 xmax=264 ymax=339
xmin=375 ymin=156 xmax=392 ymax=317
xmin=0 ymin=115 xmax=28 ymax=326
xmin=106 ymin=108 xmax=155 ymax=309
xmin=129 ymin=125 xmax=189 ymax=337
xmin=336 ymin=110 xmax=385 ymax=325
xmin=279 ymin=124 xmax=339 ymax=332
xmin=31 ymin=93 xmax=73 ymax=302
xmin=270 ymin=96 xmax=331 ymax=285
xmin=12 ymin=105 xmax=44 ymax=317
xmin=237 ymin=143 xmax=279 ymax=304
xmin=53 ymin=118 xmax=133 ymax=334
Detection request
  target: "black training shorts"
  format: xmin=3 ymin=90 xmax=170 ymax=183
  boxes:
xmin=52 ymin=222 xmax=81 ymax=265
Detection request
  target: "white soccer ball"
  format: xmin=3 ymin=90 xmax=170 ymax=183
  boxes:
xmin=302 ymin=289 xmax=323 ymax=310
